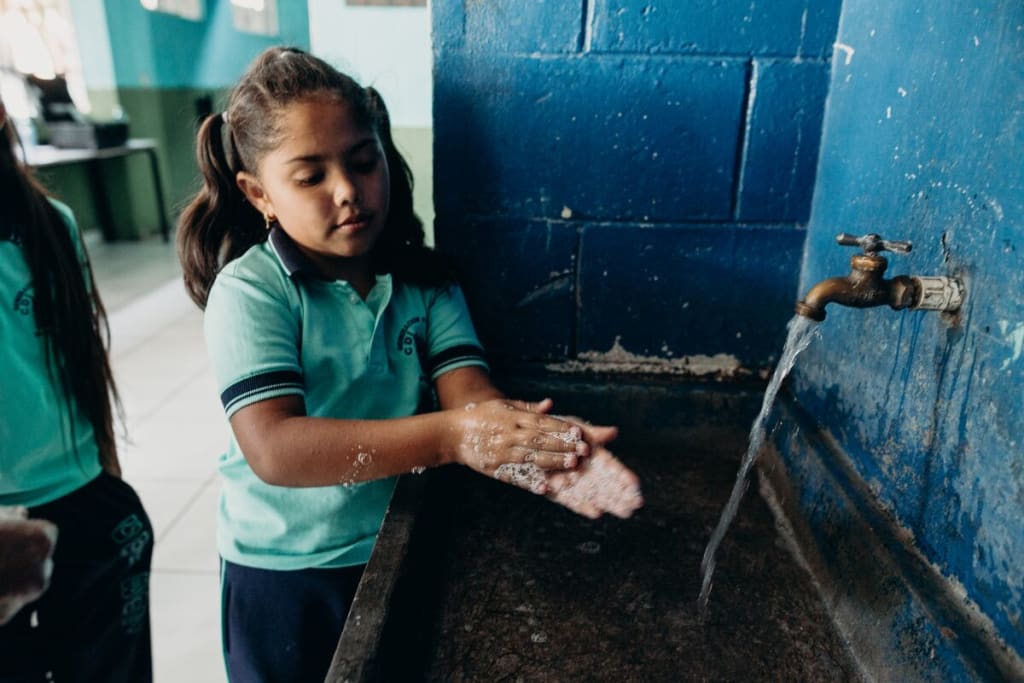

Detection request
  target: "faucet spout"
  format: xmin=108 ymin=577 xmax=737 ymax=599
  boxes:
xmin=795 ymin=255 xmax=916 ymax=321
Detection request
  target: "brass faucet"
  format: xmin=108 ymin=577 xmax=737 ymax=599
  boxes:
xmin=795 ymin=233 xmax=964 ymax=321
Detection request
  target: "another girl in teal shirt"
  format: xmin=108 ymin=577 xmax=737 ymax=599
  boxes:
xmin=0 ymin=98 xmax=153 ymax=681
xmin=177 ymin=47 xmax=642 ymax=682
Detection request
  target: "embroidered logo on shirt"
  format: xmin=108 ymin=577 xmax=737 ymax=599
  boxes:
xmin=119 ymin=571 xmax=149 ymax=635
xmin=397 ymin=316 xmax=425 ymax=356
xmin=13 ymin=284 xmax=33 ymax=316
xmin=111 ymin=513 xmax=151 ymax=565
xmin=109 ymin=513 xmax=152 ymax=633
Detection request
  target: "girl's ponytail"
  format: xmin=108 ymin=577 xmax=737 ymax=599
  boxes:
xmin=177 ymin=112 xmax=264 ymax=309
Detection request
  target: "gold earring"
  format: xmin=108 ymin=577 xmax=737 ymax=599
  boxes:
xmin=264 ymin=213 xmax=276 ymax=230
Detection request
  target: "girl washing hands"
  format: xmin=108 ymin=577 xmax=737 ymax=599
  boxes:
xmin=177 ymin=46 xmax=642 ymax=682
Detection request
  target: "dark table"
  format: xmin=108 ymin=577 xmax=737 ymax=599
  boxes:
xmin=23 ymin=138 xmax=171 ymax=242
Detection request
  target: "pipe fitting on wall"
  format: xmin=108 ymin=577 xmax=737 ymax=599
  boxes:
xmin=910 ymin=276 xmax=964 ymax=313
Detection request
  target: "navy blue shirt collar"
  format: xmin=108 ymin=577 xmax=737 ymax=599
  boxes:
xmin=267 ymin=226 xmax=321 ymax=279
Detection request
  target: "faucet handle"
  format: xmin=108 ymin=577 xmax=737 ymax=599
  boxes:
xmin=836 ymin=233 xmax=913 ymax=255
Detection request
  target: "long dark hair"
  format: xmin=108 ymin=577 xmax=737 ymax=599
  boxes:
xmin=178 ymin=46 xmax=449 ymax=309
xmin=0 ymin=110 xmax=121 ymax=474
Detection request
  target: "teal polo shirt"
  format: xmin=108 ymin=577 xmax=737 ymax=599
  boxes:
xmin=0 ymin=200 xmax=102 ymax=507
xmin=204 ymin=228 xmax=488 ymax=570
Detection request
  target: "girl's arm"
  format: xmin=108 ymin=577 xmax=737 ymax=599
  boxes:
xmin=433 ymin=364 xmax=505 ymax=406
xmin=228 ymin=386 xmax=587 ymax=488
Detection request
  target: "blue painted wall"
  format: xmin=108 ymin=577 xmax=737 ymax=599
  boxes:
xmin=103 ymin=0 xmax=309 ymax=89
xmin=785 ymin=0 xmax=1024 ymax=674
xmin=432 ymin=0 xmax=840 ymax=371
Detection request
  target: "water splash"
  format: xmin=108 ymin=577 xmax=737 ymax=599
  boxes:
xmin=698 ymin=315 xmax=820 ymax=615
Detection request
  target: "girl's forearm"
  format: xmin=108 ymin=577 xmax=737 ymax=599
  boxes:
xmin=435 ymin=366 xmax=506 ymax=409
xmin=232 ymin=408 xmax=456 ymax=487
xmin=231 ymin=385 xmax=586 ymax=488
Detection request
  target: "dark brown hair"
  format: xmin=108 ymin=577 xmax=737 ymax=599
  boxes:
xmin=177 ymin=46 xmax=449 ymax=309
xmin=0 ymin=110 xmax=121 ymax=474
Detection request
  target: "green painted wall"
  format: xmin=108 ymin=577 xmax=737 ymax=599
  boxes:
xmin=44 ymin=1 xmax=311 ymax=240
xmin=116 ymin=86 xmax=227 ymax=226
xmin=104 ymin=0 xmax=309 ymax=89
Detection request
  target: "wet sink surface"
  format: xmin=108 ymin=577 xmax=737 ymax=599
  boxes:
xmin=330 ymin=379 xmax=860 ymax=682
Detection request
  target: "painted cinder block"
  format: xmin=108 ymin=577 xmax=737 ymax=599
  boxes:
xmin=467 ymin=0 xmax=585 ymax=54
xmin=433 ymin=1 xmax=585 ymax=54
xmin=433 ymin=54 xmax=746 ymax=222
xmin=591 ymin=0 xmax=842 ymax=58
xmin=436 ymin=217 xmax=578 ymax=361
xmin=577 ymin=224 xmax=805 ymax=369
xmin=430 ymin=0 xmax=466 ymax=53
xmin=737 ymin=59 xmax=830 ymax=223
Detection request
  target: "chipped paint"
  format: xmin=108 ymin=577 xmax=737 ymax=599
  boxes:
xmin=997 ymin=321 xmax=1024 ymax=370
xmin=928 ymin=180 xmax=1005 ymax=221
xmin=546 ymin=337 xmax=746 ymax=378
xmin=834 ymin=41 xmax=856 ymax=64
xmin=795 ymin=7 xmax=809 ymax=61
xmin=515 ymin=273 xmax=573 ymax=308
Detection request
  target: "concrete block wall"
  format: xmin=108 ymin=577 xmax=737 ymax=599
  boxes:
xmin=433 ymin=0 xmax=840 ymax=373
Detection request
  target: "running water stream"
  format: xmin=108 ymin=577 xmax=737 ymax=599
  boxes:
xmin=698 ymin=315 xmax=820 ymax=614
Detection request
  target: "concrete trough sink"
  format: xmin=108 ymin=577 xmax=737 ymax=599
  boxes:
xmin=326 ymin=376 xmax=860 ymax=682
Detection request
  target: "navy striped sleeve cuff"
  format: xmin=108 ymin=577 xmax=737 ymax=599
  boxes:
xmin=220 ymin=370 xmax=304 ymax=416
xmin=427 ymin=344 xmax=488 ymax=380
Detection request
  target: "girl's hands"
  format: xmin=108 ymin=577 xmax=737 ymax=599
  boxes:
xmin=492 ymin=447 xmax=644 ymax=519
xmin=543 ymin=447 xmax=644 ymax=519
xmin=439 ymin=387 xmax=644 ymax=520
xmin=0 ymin=512 xmax=57 ymax=625
xmin=448 ymin=398 xmax=589 ymax=486
xmin=491 ymin=413 xmax=644 ymax=520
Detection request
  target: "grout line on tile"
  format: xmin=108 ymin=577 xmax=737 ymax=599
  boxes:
xmin=151 ymin=471 xmax=220 ymax=545
xmin=153 ymin=483 xmax=212 ymax=544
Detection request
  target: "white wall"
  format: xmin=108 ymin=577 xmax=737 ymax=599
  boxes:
xmin=308 ymin=1 xmax=432 ymax=129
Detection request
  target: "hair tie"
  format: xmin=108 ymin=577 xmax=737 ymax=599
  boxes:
xmin=222 ymin=111 xmax=230 ymax=126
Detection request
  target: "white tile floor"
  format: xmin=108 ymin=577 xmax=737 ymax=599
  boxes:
xmin=90 ymin=236 xmax=227 ymax=682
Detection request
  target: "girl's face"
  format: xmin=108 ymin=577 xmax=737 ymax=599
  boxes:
xmin=237 ymin=96 xmax=390 ymax=284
